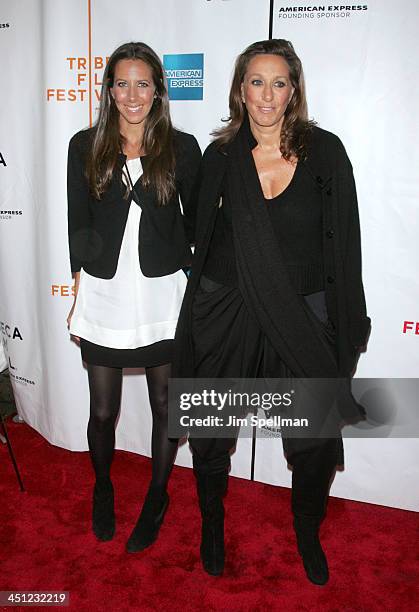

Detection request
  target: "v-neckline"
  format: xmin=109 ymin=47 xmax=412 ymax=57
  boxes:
xmin=262 ymin=161 xmax=299 ymax=202
xmin=249 ymin=149 xmax=299 ymax=202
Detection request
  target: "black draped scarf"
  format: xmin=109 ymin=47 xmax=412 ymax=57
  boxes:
xmin=228 ymin=117 xmax=339 ymax=378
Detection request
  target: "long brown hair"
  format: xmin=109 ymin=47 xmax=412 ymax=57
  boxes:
xmin=87 ymin=41 xmax=175 ymax=205
xmin=213 ymin=39 xmax=315 ymax=160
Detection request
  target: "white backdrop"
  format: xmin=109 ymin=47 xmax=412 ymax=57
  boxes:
xmin=0 ymin=0 xmax=418 ymax=511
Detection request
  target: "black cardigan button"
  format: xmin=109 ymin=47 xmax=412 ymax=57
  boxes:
xmin=326 ymin=229 xmax=334 ymax=238
xmin=316 ymin=175 xmax=323 ymax=184
xmin=326 ymin=188 xmax=332 ymax=196
xmin=327 ymin=275 xmax=335 ymax=284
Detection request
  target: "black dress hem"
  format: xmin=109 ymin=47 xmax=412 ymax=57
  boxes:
xmin=80 ymin=338 xmax=173 ymax=368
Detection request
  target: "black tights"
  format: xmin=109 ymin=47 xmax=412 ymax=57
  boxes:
xmin=87 ymin=363 xmax=177 ymax=491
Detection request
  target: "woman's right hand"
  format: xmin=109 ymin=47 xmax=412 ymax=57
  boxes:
xmin=67 ymin=272 xmax=80 ymax=342
xmin=67 ymin=301 xmax=80 ymax=343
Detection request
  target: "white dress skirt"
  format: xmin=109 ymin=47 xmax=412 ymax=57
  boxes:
xmin=69 ymin=158 xmax=187 ymax=367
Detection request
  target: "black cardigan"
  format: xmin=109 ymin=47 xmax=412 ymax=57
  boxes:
xmin=67 ymin=128 xmax=201 ymax=278
xmin=174 ymin=124 xmax=370 ymax=377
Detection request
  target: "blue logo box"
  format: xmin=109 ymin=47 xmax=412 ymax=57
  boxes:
xmin=163 ymin=53 xmax=204 ymax=101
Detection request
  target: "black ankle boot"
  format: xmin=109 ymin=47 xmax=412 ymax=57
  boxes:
xmin=126 ymin=486 xmax=169 ymax=553
xmin=196 ymin=471 xmax=228 ymax=576
xmin=293 ymin=516 xmax=329 ymax=585
xmin=92 ymin=480 xmax=115 ymax=541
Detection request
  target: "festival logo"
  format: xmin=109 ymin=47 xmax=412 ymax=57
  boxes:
xmin=0 ymin=322 xmax=23 ymax=342
xmin=51 ymin=284 xmax=76 ymax=297
xmin=46 ymin=55 xmax=109 ymax=116
xmin=0 ymin=321 xmax=36 ymax=385
xmin=402 ymin=321 xmax=419 ymax=335
xmin=163 ymin=54 xmax=204 ymax=101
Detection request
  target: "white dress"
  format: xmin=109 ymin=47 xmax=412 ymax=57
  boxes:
xmin=69 ymin=157 xmax=187 ymax=350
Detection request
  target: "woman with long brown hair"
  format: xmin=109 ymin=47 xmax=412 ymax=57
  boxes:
xmin=67 ymin=42 xmax=200 ymax=550
xmin=174 ymin=39 xmax=369 ymax=584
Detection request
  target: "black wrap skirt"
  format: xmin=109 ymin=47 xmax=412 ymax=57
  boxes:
xmin=80 ymin=338 xmax=173 ymax=368
xmin=191 ymin=275 xmax=344 ymax=465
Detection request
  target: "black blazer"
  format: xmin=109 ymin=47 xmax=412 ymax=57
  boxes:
xmin=67 ymin=128 xmax=201 ymax=278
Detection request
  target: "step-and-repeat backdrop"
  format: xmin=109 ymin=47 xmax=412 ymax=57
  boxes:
xmin=1 ymin=0 xmax=418 ymax=510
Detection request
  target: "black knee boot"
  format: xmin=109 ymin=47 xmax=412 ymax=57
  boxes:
xmin=291 ymin=440 xmax=338 ymax=585
xmin=293 ymin=515 xmax=328 ymax=586
xmin=126 ymin=485 xmax=169 ymax=553
xmin=195 ymin=470 xmax=228 ymax=576
xmin=92 ymin=478 xmax=115 ymax=542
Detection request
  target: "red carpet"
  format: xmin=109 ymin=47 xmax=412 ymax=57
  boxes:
xmin=1 ymin=419 xmax=418 ymax=611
